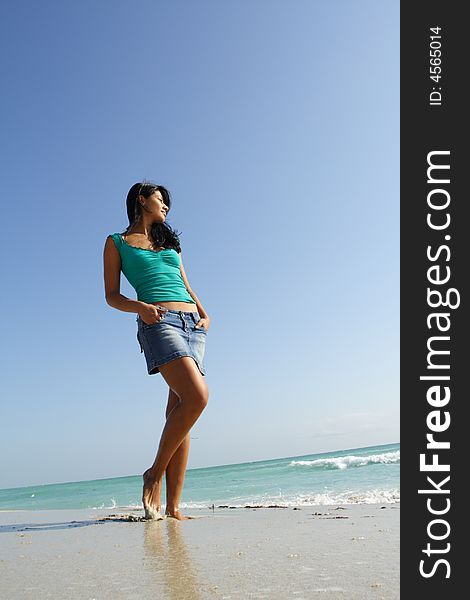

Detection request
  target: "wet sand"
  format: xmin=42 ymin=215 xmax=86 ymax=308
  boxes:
xmin=0 ymin=503 xmax=399 ymax=599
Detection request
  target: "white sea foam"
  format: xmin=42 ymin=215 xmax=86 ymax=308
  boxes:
xmin=288 ymin=488 xmax=401 ymax=505
xmin=90 ymin=497 xmax=118 ymax=510
xmin=290 ymin=450 xmax=400 ymax=470
xmin=90 ymin=488 xmax=400 ymax=511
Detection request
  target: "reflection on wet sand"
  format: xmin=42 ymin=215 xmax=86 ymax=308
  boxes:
xmin=143 ymin=517 xmax=212 ymax=600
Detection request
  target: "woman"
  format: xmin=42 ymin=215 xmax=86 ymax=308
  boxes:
xmin=103 ymin=181 xmax=210 ymax=521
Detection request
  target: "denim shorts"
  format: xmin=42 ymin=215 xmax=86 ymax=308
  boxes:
xmin=136 ymin=309 xmax=207 ymax=376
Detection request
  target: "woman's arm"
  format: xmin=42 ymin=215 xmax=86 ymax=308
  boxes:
xmin=180 ymin=253 xmax=209 ymax=320
xmin=103 ymin=235 xmax=144 ymax=314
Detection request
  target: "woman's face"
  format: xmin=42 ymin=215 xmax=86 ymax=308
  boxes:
xmin=140 ymin=190 xmax=169 ymax=223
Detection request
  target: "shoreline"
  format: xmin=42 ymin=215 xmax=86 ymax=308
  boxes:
xmin=1 ymin=503 xmax=399 ymax=599
xmin=0 ymin=500 xmax=400 ymax=513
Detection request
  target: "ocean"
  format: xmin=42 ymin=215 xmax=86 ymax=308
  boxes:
xmin=0 ymin=443 xmax=399 ymax=511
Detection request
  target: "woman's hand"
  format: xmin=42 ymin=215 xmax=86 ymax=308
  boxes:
xmin=195 ymin=316 xmax=210 ymax=331
xmin=138 ymin=303 xmax=167 ymax=325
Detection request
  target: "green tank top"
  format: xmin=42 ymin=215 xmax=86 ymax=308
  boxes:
xmin=110 ymin=233 xmax=196 ymax=305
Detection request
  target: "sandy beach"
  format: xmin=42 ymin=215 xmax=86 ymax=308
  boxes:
xmin=0 ymin=503 xmax=399 ymax=599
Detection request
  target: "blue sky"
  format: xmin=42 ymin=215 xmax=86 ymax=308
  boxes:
xmin=0 ymin=1 xmax=399 ymax=489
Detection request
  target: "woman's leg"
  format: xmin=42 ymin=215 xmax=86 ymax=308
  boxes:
xmin=142 ymin=356 xmax=208 ymax=519
xmin=164 ymin=388 xmax=192 ymax=519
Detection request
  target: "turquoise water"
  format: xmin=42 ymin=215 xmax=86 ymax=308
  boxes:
xmin=0 ymin=443 xmax=399 ymax=511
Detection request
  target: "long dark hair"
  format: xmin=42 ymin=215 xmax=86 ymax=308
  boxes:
xmin=122 ymin=181 xmax=182 ymax=252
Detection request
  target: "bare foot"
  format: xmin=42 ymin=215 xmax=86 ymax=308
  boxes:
xmin=165 ymin=508 xmax=196 ymax=520
xmin=142 ymin=469 xmax=165 ymax=520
